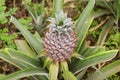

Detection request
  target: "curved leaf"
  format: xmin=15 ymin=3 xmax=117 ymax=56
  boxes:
xmin=49 ymin=62 xmax=59 ymax=80
xmin=97 ymin=19 xmax=114 ymax=46
xmin=0 ymin=49 xmax=30 ymax=69
xmin=0 ymin=74 xmax=5 ymax=79
xmin=83 ymin=46 xmax=105 ymax=57
xmin=61 ymin=61 xmax=77 ymax=80
xmin=1 ymin=67 xmax=48 ymax=80
xmin=0 ymin=48 xmax=41 ymax=69
xmin=86 ymin=60 xmax=120 ymax=80
xmin=75 ymin=0 xmax=95 ymax=33
xmin=6 ymin=48 xmax=41 ymax=67
xmin=76 ymin=17 xmax=93 ymax=52
xmin=15 ymin=40 xmax=36 ymax=58
xmin=10 ymin=16 xmax=43 ymax=54
xmin=72 ymin=50 xmax=118 ymax=74
xmin=53 ymin=0 xmax=63 ymax=15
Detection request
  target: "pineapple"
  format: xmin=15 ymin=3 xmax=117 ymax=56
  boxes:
xmin=43 ymin=11 xmax=77 ymax=62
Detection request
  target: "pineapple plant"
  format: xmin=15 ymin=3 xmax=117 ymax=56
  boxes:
xmin=44 ymin=11 xmax=77 ymax=62
xmin=0 ymin=0 xmax=119 ymax=80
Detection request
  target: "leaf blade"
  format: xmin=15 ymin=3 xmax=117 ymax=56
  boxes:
xmin=10 ymin=16 xmax=43 ymax=54
xmin=1 ymin=67 xmax=48 ymax=80
xmin=86 ymin=60 xmax=120 ymax=80
xmin=49 ymin=62 xmax=59 ymax=80
xmin=72 ymin=50 xmax=118 ymax=74
xmin=75 ymin=0 xmax=95 ymax=33
xmin=53 ymin=0 xmax=63 ymax=15
xmin=15 ymin=40 xmax=36 ymax=58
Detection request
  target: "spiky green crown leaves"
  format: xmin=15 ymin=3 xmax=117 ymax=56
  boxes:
xmin=47 ymin=11 xmax=74 ymax=35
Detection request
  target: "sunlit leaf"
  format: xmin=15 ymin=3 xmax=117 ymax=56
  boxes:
xmin=72 ymin=50 xmax=118 ymax=74
xmin=86 ymin=60 xmax=120 ymax=80
xmin=49 ymin=62 xmax=59 ymax=80
xmin=76 ymin=17 xmax=93 ymax=52
xmin=0 ymin=74 xmax=5 ymax=79
xmin=15 ymin=40 xmax=36 ymax=58
xmin=61 ymin=61 xmax=77 ymax=80
xmin=97 ymin=19 xmax=114 ymax=46
xmin=53 ymin=0 xmax=63 ymax=15
xmin=1 ymin=67 xmax=48 ymax=80
xmin=75 ymin=0 xmax=95 ymax=33
xmin=10 ymin=16 xmax=43 ymax=54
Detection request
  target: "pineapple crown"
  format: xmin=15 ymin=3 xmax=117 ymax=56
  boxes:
xmin=47 ymin=11 xmax=74 ymax=35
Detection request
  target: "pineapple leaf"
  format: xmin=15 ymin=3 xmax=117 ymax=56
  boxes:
xmin=0 ymin=74 xmax=5 ymax=79
xmin=53 ymin=0 xmax=63 ymax=15
xmin=44 ymin=57 xmax=53 ymax=68
xmin=90 ymin=10 xmax=111 ymax=18
xmin=26 ymin=4 xmax=36 ymax=22
xmin=76 ymin=69 xmax=87 ymax=80
xmin=4 ymin=48 xmax=41 ymax=67
xmin=15 ymin=40 xmax=36 ymax=58
xmin=61 ymin=61 xmax=77 ymax=80
xmin=72 ymin=50 xmax=118 ymax=74
xmin=75 ymin=0 xmax=95 ymax=33
xmin=1 ymin=67 xmax=48 ymax=80
xmin=97 ymin=18 xmax=114 ymax=46
xmin=10 ymin=16 xmax=44 ymax=54
xmin=72 ymin=52 xmax=82 ymax=58
xmin=63 ymin=71 xmax=77 ymax=80
xmin=25 ymin=0 xmax=44 ymax=22
xmin=34 ymin=31 xmax=43 ymax=43
xmin=76 ymin=17 xmax=93 ymax=52
xmin=61 ymin=61 xmax=69 ymax=80
xmin=86 ymin=60 xmax=120 ymax=80
xmin=49 ymin=62 xmax=59 ymax=80
xmin=76 ymin=8 xmax=111 ymax=52
xmin=0 ymin=49 xmax=33 ymax=69
xmin=83 ymin=46 xmax=105 ymax=57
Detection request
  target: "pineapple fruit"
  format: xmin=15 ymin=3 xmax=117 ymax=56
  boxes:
xmin=43 ymin=11 xmax=77 ymax=62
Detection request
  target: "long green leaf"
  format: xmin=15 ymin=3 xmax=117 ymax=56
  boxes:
xmin=25 ymin=0 xmax=44 ymax=22
xmin=0 ymin=74 xmax=5 ymax=79
xmin=49 ymin=62 xmax=59 ymax=80
xmin=75 ymin=0 xmax=95 ymax=33
xmin=0 ymin=48 xmax=41 ymax=69
xmin=76 ymin=69 xmax=87 ymax=80
xmin=6 ymin=48 xmax=41 ymax=67
xmin=116 ymin=0 xmax=120 ymax=20
xmin=53 ymin=0 xmax=63 ymax=15
xmin=97 ymin=19 xmax=114 ymax=46
xmin=72 ymin=50 xmax=118 ymax=74
xmin=0 ymin=49 xmax=30 ymax=69
xmin=61 ymin=61 xmax=69 ymax=80
xmin=15 ymin=40 xmax=36 ymax=58
xmin=76 ymin=17 xmax=93 ymax=52
xmin=83 ymin=46 xmax=105 ymax=57
xmin=90 ymin=10 xmax=111 ymax=18
xmin=78 ymin=41 xmax=88 ymax=55
xmin=1 ymin=67 xmax=48 ymax=80
xmin=66 ymin=71 xmax=77 ymax=80
xmin=102 ymin=0 xmax=115 ymax=17
xmin=10 ymin=16 xmax=43 ymax=54
xmin=86 ymin=60 xmax=120 ymax=80
xmin=61 ymin=61 xmax=77 ymax=80
xmin=76 ymin=9 xmax=111 ymax=52
xmin=26 ymin=4 xmax=36 ymax=22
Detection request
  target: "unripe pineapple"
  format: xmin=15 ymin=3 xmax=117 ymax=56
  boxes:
xmin=44 ymin=11 xmax=77 ymax=62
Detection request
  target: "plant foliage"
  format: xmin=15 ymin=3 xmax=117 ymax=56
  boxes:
xmin=0 ymin=0 xmax=119 ymax=80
